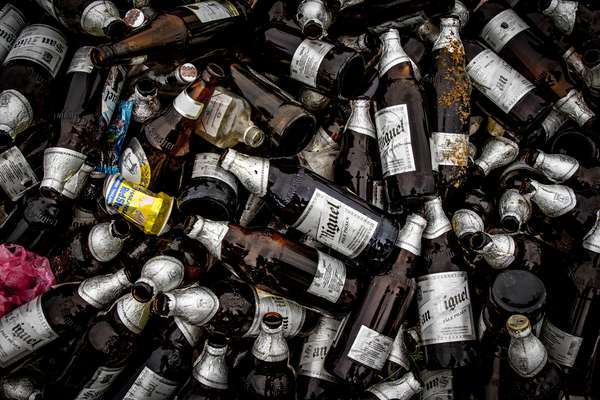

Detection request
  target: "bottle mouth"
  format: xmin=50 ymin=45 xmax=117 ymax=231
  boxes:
xmin=90 ymin=46 xmax=112 ymax=68
xmin=338 ymin=54 xmax=366 ymax=99
xmin=501 ymin=216 xmax=521 ymax=233
xmin=207 ymin=333 xmax=228 ymax=349
xmin=203 ymin=63 xmax=226 ymax=83
xmin=132 ymin=281 xmax=155 ymax=303
xmin=111 ymin=219 xmax=131 ymax=238
xmin=103 ymin=19 xmax=128 ymax=40
xmin=302 ymin=20 xmax=325 ymax=40
xmin=468 ymin=231 xmax=490 ymax=251
xmin=151 ymin=293 xmax=169 ymax=316
xmin=136 ymin=78 xmax=158 ymax=97
xmin=276 ymin=112 xmax=317 ymax=156
xmin=262 ymin=312 xmax=283 ymax=330
xmin=583 ymin=48 xmax=600 ymax=68
xmin=0 ymin=131 xmax=13 ymax=148
xmin=243 ymin=126 xmax=265 ymax=148
xmin=506 ymin=314 xmax=531 ymax=337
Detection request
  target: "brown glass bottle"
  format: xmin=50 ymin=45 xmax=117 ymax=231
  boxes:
xmin=229 ymin=63 xmax=316 ymax=156
xmin=33 ymin=0 xmax=127 ymax=38
xmin=153 ymin=280 xmax=320 ymax=339
xmin=184 ymin=215 xmax=361 ymax=314
xmin=0 ymin=23 xmax=68 ymax=141
xmin=91 ymin=0 xmax=246 ymax=67
xmin=48 ymin=219 xmax=131 ymax=282
xmin=334 ymin=97 xmax=384 ymax=210
xmin=108 ymin=318 xmax=203 ymax=400
xmin=324 ymin=214 xmax=425 ymax=389
xmin=374 ymin=29 xmax=436 ymax=213
xmin=49 ymin=294 xmax=151 ymax=399
xmin=0 ymin=267 xmax=137 ymax=372
xmin=219 ymin=150 xmax=400 ymax=267
xmin=463 ymin=40 xmax=552 ymax=137
xmin=416 ymin=197 xmax=478 ymax=370
xmin=257 ymin=24 xmax=364 ymax=97
xmin=235 ymin=313 xmax=296 ymax=399
xmin=429 ymin=18 xmax=471 ymax=194
xmin=176 ymin=335 xmax=231 ymax=400
xmin=469 ymin=1 xmax=596 ymax=128
xmin=120 ymin=64 xmax=223 ymax=195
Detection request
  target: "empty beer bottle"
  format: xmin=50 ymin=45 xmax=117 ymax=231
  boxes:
xmin=375 ymin=29 xmax=436 ymax=212
xmin=325 ymin=214 xmax=425 ymax=389
xmin=525 ymin=149 xmax=600 ymax=193
xmin=219 ymin=149 xmax=400 ymax=266
xmin=184 ymin=215 xmax=361 ymax=313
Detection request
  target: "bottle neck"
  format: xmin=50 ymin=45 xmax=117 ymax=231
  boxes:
xmin=78 ymin=268 xmax=131 ymax=309
xmin=508 ymin=323 xmax=548 ymax=378
xmin=433 ymin=17 xmax=462 ymax=52
xmin=87 ymin=222 xmax=127 ymax=263
xmin=219 ymin=149 xmax=270 ymax=197
xmin=530 ymin=150 xmax=579 ymax=183
xmin=542 ymin=0 xmax=579 ymax=35
xmin=296 ymin=0 xmax=332 ymax=40
xmin=174 ymin=317 xmax=204 ymax=347
xmin=193 ymin=342 xmax=229 ymax=390
xmin=474 ymin=137 xmax=519 ymax=176
xmin=116 ymin=294 xmax=151 ymax=334
xmin=422 ymin=197 xmax=452 ymax=239
xmin=133 ymin=255 xmax=185 ymax=302
xmin=252 ymin=325 xmax=289 ymax=363
xmin=378 ymin=29 xmax=411 ymax=77
xmin=554 ymin=89 xmax=595 ymax=127
xmin=131 ymin=85 xmax=160 ymax=123
xmin=478 ymin=233 xmax=516 ymax=270
xmin=583 ymin=210 xmax=600 ymax=253
xmin=521 ymin=179 xmax=577 ymax=218
xmin=345 ymin=99 xmax=376 ymax=138
xmin=80 ymin=0 xmax=124 ymax=38
xmin=159 ymin=286 xmax=220 ymax=326
xmin=184 ymin=216 xmax=230 ymax=259
xmin=451 ymin=209 xmax=485 ymax=240
xmin=396 ymin=214 xmax=427 ymax=255
xmin=498 ymin=189 xmax=531 ymax=232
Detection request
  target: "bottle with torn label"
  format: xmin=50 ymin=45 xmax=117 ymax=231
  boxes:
xmin=176 ymin=334 xmax=231 ymax=400
xmin=256 ymin=23 xmax=365 ymax=97
xmin=0 ymin=267 xmax=138 ymax=372
xmin=184 ymin=215 xmax=361 ymax=314
xmin=296 ymin=315 xmax=341 ymax=400
xmin=107 ymin=318 xmax=204 ymax=400
xmin=0 ymin=23 xmax=68 ymax=142
xmin=416 ymin=197 xmax=478 ymax=369
xmin=193 ymin=86 xmax=265 ymax=149
xmin=479 ymin=270 xmax=547 ymax=340
xmin=469 ymin=1 xmax=597 ymax=129
xmin=32 ymin=0 xmax=127 ymax=38
xmin=235 ymin=312 xmax=296 ymax=399
xmin=120 ymin=64 xmax=223 ymax=195
xmin=48 ymin=219 xmax=131 ymax=282
xmin=177 ymin=152 xmax=239 ymax=221
xmin=229 ymin=63 xmax=317 ymax=156
xmin=428 ymin=18 xmax=471 ymax=195
xmin=152 ymin=281 xmax=320 ymax=338
xmin=359 ymin=371 xmax=422 ymax=400
xmin=375 ymin=29 xmax=436 ymax=213
xmin=91 ymin=0 xmax=246 ymax=66
xmin=539 ymin=213 xmax=600 ymax=394
xmin=334 ymin=97 xmax=385 ymax=210
xmin=519 ymin=178 xmax=600 ymax=246
xmin=462 ymin=40 xmax=552 ymax=137
xmin=525 ymin=149 xmax=600 ymax=194
xmin=218 ymin=149 xmax=400 ymax=267
xmin=504 ymin=314 xmax=564 ymax=400
xmin=40 ymin=46 xmax=109 ymax=197
xmin=325 ymin=214 xmax=425 ymax=389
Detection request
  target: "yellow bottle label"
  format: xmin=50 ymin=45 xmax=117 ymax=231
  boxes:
xmin=104 ymin=174 xmax=173 ymax=235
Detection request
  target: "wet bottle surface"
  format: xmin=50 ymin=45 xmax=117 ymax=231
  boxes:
xmin=219 ymin=149 xmax=401 ymax=267
xmin=184 ymin=215 xmax=362 ymax=314
xmin=374 ymin=29 xmax=436 ymax=213
xmin=324 ymin=214 xmax=425 ymax=389
xmin=334 ymin=97 xmax=384 ymax=210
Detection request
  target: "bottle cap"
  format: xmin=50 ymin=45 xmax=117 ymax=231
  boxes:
xmin=506 ymin=314 xmax=531 ymax=338
xmin=474 ymin=136 xmax=519 ymax=176
xmin=176 ymin=63 xmax=199 ymax=84
xmin=396 ymin=214 xmax=427 ymax=255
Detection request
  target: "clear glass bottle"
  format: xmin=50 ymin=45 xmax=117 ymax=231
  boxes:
xmin=194 ymin=86 xmax=265 ymax=148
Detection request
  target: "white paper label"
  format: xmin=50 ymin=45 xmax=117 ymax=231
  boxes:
xmin=431 ymin=132 xmax=469 ymax=167
xmin=388 ymin=325 xmax=410 ymax=370
xmin=292 ymin=188 xmax=378 ymax=258
xmin=480 ymin=9 xmax=529 ymax=53
xmin=200 ymin=89 xmax=232 ymax=137
xmin=421 ymin=370 xmax=453 ymax=400
xmin=347 ymin=325 xmax=393 ymax=370
xmin=191 ymin=152 xmax=238 ymax=194
xmin=0 ymin=146 xmax=38 ymax=201
xmin=466 ymin=49 xmax=534 ymax=114
xmin=375 ymin=104 xmax=415 ymax=177
xmin=183 ymin=0 xmax=239 ymax=23
xmin=307 ymin=251 xmax=346 ymax=303
xmin=5 ymin=24 xmax=67 ymax=78
xmin=67 ymin=46 xmax=94 ymax=74
xmin=123 ymin=366 xmax=179 ymax=400
xmin=416 ymin=272 xmax=475 ymax=345
xmin=0 ymin=4 xmax=26 ymax=62
xmin=290 ymin=39 xmax=334 ymax=87
xmin=244 ymin=288 xmax=307 ymax=338
xmin=120 ymin=137 xmax=151 ymax=188
xmin=298 ymin=316 xmax=339 ymax=382
xmin=540 ymin=320 xmax=583 ymax=368
xmin=74 ymin=366 xmax=124 ymax=400
xmin=102 ymin=65 xmax=127 ymax=127
xmin=0 ymin=297 xmax=58 ymax=368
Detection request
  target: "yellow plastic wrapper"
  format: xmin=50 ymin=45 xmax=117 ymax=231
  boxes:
xmin=104 ymin=174 xmax=173 ymax=235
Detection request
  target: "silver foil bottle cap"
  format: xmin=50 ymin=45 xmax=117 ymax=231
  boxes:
xmin=474 ymin=136 xmax=519 ymax=176
xmin=396 ymin=214 xmax=427 ymax=255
